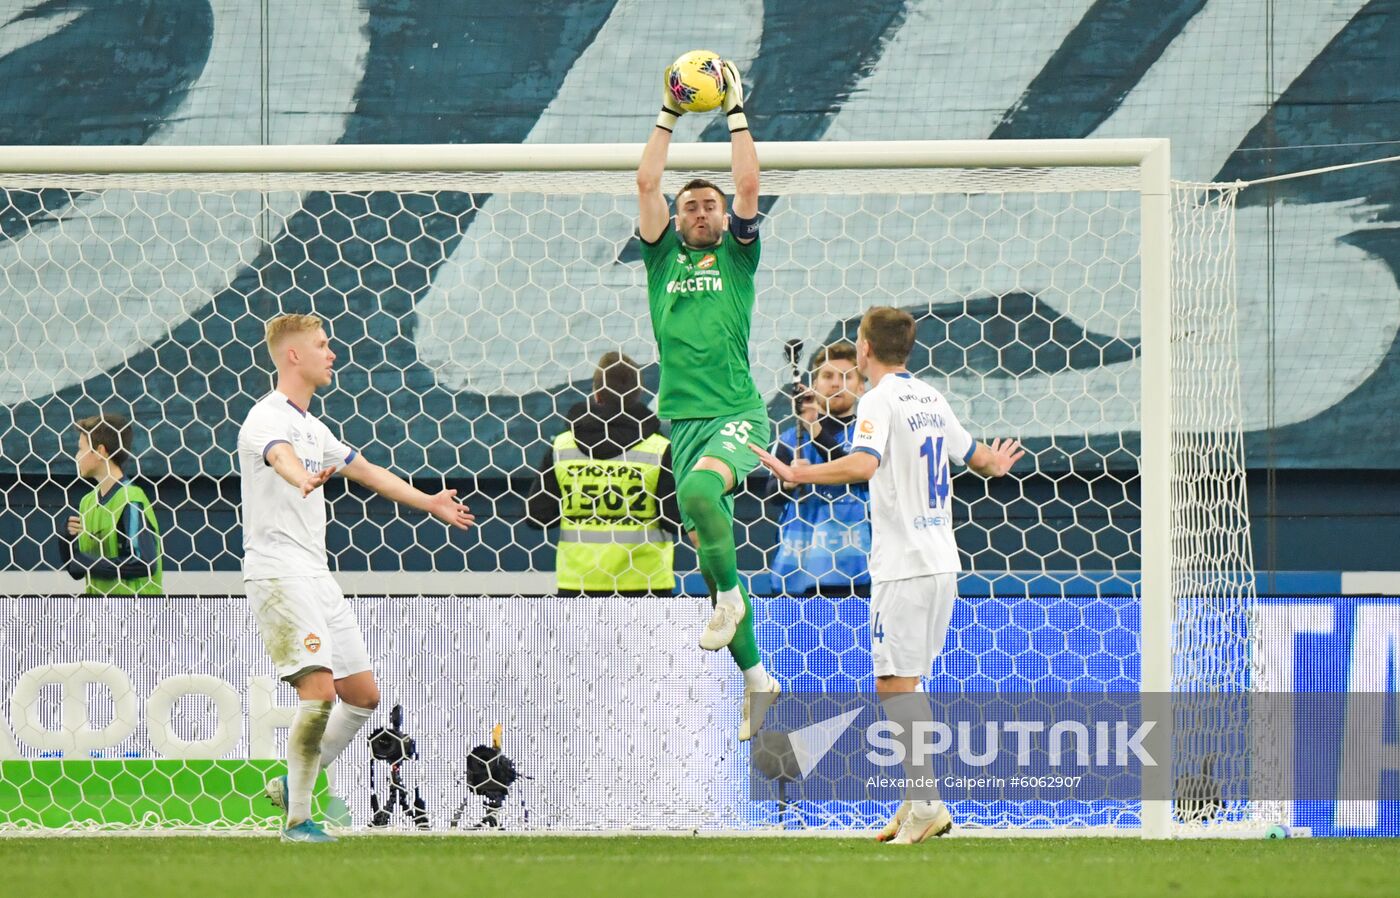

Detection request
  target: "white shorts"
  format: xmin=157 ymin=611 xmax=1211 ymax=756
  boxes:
xmin=870 ymin=573 xmax=958 ymax=678
xmin=246 ymin=575 xmax=372 ymax=682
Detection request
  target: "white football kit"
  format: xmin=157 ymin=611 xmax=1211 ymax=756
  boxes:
xmin=850 ymin=373 xmax=976 ymax=677
xmin=237 ymin=390 xmax=371 ymax=681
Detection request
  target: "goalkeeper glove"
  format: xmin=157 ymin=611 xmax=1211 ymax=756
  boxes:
xmin=657 ymin=65 xmax=685 ymax=132
xmin=721 ymin=60 xmax=749 ymax=134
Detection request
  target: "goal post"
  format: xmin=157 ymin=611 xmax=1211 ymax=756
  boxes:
xmin=0 ymin=139 xmax=1265 ymax=836
xmin=1137 ymin=140 xmax=1174 ymax=840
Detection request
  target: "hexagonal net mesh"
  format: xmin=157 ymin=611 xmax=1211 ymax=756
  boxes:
xmin=0 ymin=151 xmax=1263 ymax=833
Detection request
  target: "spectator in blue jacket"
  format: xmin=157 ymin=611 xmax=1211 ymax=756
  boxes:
xmin=766 ymin=341 xmax=871 ymax=597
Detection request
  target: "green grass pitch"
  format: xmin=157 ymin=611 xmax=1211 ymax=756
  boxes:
xmin=3 ymin=835 xmax=1397 ymax=898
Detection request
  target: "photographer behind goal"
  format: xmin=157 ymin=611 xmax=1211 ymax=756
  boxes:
xmin=765 ymin=341 xmax=871 ymax=598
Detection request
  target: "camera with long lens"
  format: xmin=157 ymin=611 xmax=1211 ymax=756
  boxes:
xmin=791 ymin=379 xmax=815 ymax=418
xmin=367 ymin=704 xmax=429 ymax=829
xmin=450 ymin=724 xmax=525 ymax=829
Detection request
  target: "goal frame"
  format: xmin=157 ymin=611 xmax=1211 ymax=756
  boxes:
xmin=0 ymin=139 xmax=1178 ymax=838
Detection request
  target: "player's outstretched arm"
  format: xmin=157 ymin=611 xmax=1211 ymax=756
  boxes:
xmin=722 ymin=60 xmax=759 ymax=225
xmin=638 ymin=66 xmax=680 ymax=243
xmin=266 ymin=443 xmax=336 ymax=498
xmin=966 ymin=438 xmax=1026 ymax=477
xmin=341 ymin=454 xmax=476 ymax=530
xmin=750 ymin=441 xmax=877 ymax=486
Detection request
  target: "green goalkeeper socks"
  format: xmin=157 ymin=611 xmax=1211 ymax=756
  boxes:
xmin=683 ymin=469 xmax=761 ymax=671
xmin=727 ymin=582 xmax=761 ymax=671
xmin=680 ymin=469 xmax=740 ymax=592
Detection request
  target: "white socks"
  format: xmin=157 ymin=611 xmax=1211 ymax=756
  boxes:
xmin=286 ymin=701 xmax=374 ymax=825
xmin=318 ymin=702 xmax=375 ymax=773
xmin=881 ymin=691 xmax=941 ymax=806
xmin=742 ymin=662 xmax=771 ymax=691
xmin=287 ymin=699 xmax=333 ymax=824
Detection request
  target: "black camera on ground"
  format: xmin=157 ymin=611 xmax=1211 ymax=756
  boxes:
xmin=465 ymin=745 xmax=519 ymax=813
xmin=367 ymin=704 xmax=428 ymax=829
xmin=450 ymin=725 xmax=525 ymax=829
xmin=368 ymin=714 xmax=415 ymax=765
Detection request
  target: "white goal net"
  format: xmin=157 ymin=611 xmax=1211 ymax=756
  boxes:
xmin=0 ymin=141 xmax=1266 ymax=835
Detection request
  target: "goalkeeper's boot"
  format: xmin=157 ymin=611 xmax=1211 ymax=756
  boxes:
xmin=264 ymin=775 xmax=289 ymax=814
xmin=875 ymin=801 xmax=910 ymax=842
xmin=890 ymin=802 xmax=953 ymax=845
xmin=739 ymin=674 xmax=782 ymax=742
xmin=699 ymin=601 xmax=743 ymax=651
xmin=281 ymin=818 xmax=337 ymax=843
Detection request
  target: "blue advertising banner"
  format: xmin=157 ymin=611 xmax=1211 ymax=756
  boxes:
xmin=756 ymin=592 xmax=1400 ymax=835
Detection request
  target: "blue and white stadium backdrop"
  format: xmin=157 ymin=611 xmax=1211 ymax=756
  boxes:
xmin=1 ymin=1 xmax=1399 ymax=489
xmin=3 ymin=593 xmax=1397 ymax=836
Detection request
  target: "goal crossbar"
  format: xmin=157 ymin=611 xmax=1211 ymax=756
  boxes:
xmin=0 ymin=139 xmax=1168 ymax=174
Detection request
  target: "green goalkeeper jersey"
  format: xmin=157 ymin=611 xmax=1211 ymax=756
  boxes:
xmin=640 ymin=227 xmax=764 ymax=420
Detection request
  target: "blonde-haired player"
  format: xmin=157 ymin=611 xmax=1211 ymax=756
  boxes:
xmin=752 ymin=306 xmax=1023 ymax=845
xmin=238 ymin=313 xmax=475 ymax=842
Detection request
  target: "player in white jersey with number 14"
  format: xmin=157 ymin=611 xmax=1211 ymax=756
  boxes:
xmin=237 ymin=313 xmax=475 ymax=843
xmin=752 ymin=306 xmax=1023 ymax=845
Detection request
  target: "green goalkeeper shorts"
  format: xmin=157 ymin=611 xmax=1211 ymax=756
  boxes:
xmin=669 ymin=404 xmax=773 ymax=534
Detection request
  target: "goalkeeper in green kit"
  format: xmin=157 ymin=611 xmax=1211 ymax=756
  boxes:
xmin=637 ymin=57 xmax=779 ymax=741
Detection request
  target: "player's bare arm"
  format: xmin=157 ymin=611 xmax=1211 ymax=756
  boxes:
xmin=722 ymin=60 xmax=759 ymax=230
xmin=751 ymin=441 xmax=877 ymax=485
xmin=637 ymin=62 xmax=683 ymax=243
xmin=966 ymin=438 xmax=1025 ymax=477
xmin=637 ymin=128 xmax=672 ymax=243
xmin=265 ymin=442 xmax=335 ymax=498
xmin=755 ymin=437 xmax=1025 ymax=485
xmin=341 ymin=453 xmax=475 ymax=530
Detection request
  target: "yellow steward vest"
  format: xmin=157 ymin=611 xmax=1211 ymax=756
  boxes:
xmin=552 ymin=430 xmax=674 ymax=592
